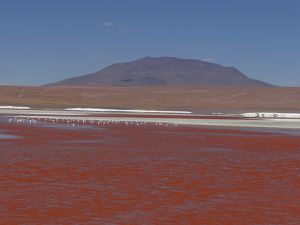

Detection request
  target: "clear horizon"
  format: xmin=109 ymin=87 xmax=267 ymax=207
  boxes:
xmin=0 ymin=0 xmax=299 ymax=86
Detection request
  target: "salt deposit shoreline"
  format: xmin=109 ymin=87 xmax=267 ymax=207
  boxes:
xmin=65 ymin=108 xmax=192 ymax=114
xmin=0 ymin=106 xmax=31 ymax=110
xmin=242 ymin=112 xmax=300 ymax=119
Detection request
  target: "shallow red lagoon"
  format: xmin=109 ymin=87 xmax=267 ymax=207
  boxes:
xmin=0 ymin=121 xmax=300 ymax=225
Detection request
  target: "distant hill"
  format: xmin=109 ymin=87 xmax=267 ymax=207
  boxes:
xmin=47 ymin=56 xmax=271 ymax=87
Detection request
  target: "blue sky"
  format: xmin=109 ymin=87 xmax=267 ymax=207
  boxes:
xmin=0 ymin=0 xmax=299 ymax=86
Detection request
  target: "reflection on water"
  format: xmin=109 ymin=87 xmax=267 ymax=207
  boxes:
xmin=0 ymin=133 xmax=19 ymax=139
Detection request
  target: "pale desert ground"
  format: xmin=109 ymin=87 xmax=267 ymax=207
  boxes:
xmin=0 ymin=85 xmax=300 ymax=112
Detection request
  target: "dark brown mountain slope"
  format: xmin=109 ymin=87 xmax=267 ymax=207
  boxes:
xmin=47 ymin=56 xmax=271 ymax=86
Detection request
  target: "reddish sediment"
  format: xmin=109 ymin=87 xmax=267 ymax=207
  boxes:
xmin=0 ymin=121 xmax=299 ymax=224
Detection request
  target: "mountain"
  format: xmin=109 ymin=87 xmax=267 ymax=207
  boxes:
xmin=47 ymin=56 xmax=271 ymax=87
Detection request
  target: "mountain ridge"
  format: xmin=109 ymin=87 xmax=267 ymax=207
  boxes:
xmin=47 ymin=56 xmax=271 ymax=87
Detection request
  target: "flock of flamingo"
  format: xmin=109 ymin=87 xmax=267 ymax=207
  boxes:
xmin=7 ymin=116 xmax=176 ymax=128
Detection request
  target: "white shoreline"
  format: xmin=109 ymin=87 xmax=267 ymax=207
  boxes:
xmin=242 ymin=112 xmax=300 ymax=119
xmin=0 ymin=106 xmax=31 ymax=110
xmin=64 ymin=108 xmax=192 ymax=114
